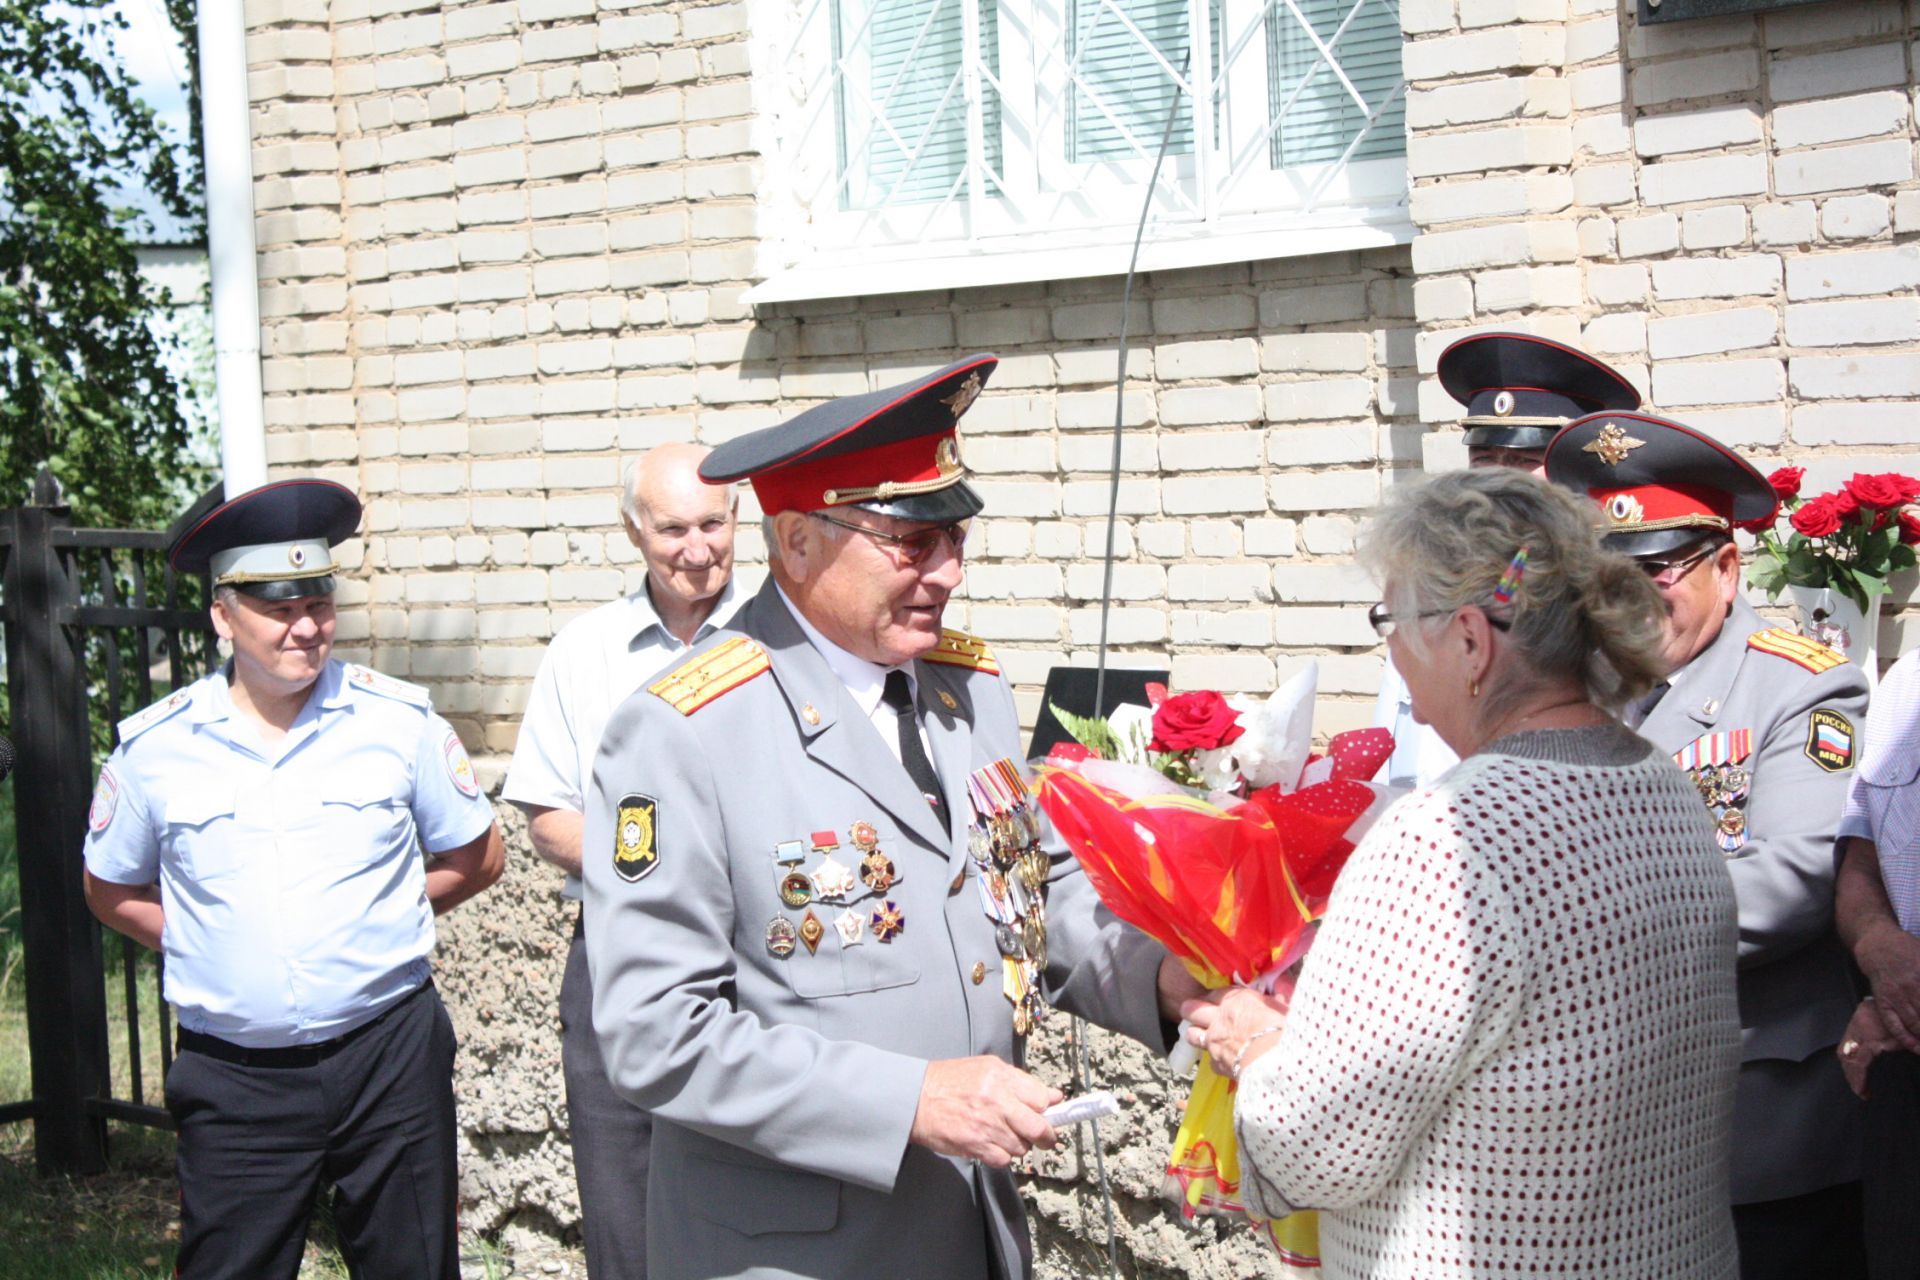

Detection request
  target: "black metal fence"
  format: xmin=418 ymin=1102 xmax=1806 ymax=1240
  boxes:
xmin=0 ymin=471 xmax=221 ymax=1174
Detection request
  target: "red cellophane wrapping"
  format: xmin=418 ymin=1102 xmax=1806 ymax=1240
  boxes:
xmin=1033 ymin=727 xmax=1394 ymax=1249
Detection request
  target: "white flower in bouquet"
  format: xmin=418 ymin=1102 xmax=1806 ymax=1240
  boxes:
xmin=1214 ymin=663 xmax=1319 ymax=793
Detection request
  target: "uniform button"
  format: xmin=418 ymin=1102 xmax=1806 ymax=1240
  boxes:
xmin=971 ymin=962 xmax=987 ymax=985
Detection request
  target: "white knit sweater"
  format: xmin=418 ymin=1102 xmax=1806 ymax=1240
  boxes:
xmin=1235 ymin=727 xmax=1741 ymax=1280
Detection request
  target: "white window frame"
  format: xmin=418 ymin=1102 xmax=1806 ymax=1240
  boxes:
xmin=743 ymin=0 xmax=1411 ymax=304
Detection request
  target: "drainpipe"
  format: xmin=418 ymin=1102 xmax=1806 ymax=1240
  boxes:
xmin=197 ymin=0 xmax=267 ymax=498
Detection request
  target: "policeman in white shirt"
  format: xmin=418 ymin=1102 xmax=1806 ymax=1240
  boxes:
xmin=502 ymin=442 xmax=740 ymax=1280
xmin=82 ymin=479 xmax=503 ymax=1280
xmin=1374 ymin=331 xmax=1641 ymax=788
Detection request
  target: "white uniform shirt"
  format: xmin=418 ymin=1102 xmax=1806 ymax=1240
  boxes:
xmin=773 ymin=583 xmax=936 ymax=775
xmin=504 ymin=577 xmax=740 ymax=898
xmin=1840 ymin=646 xmax=1920 ymax=932
xmin=83 ymin=660 xmax=495 ymax=1048
xmin=1371 ymin=655 xmax=1460 ymax=789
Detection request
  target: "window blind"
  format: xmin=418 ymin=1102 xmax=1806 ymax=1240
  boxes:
xmin=1267 ymin=0 xmax=1404 ymax=167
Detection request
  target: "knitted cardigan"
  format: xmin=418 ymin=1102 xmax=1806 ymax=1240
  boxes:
xmin=1235 ymin=725 xmax=1741 ymax=1280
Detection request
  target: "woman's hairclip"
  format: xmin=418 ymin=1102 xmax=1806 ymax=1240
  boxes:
xmin=1492 ymin=546 xmax=1530 ymax=605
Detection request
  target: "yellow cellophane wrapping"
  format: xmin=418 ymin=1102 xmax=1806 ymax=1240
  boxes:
xmin=1166 ymin=1055 xmax=1321 ymax=1271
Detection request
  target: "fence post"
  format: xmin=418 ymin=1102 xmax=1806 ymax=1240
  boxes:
xmin=3 ymin=470 xmax=112 ymax=1175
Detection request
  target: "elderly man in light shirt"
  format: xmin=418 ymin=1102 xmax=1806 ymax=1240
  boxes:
xmin=1835 ymin=645 xmax=1920 ymax=1279
xmin=503 ymin=442 xmax=740 ymax=1280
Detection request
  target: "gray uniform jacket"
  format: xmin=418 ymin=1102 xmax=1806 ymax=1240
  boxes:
xmin=1637 ymin=597 xmax=1868 ymax=1204
xmin=583 ymin=580 xmax=1171 ymax=1280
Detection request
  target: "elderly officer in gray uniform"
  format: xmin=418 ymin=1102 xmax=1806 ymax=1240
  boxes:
xmin=82 ymin=479 xmax=504 ymax=1280
xmin=1374 ymin=331 xmax=1640 ymax=788
xmin=583 ymin=355 xmax=1198 ymax=1280
xmin=1547 ymin=414 xmax=1869 ymax=1280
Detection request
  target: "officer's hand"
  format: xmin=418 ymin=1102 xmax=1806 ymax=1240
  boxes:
xmin=1858 ymin=925 xmax=1920 ymax=1054
xmin=1838 ymin=999 xmax=1899 ymax=1100
xmin=911 ymin=1057 xmax=1061 ymax=1167
xmin=1156 ymin=954 xmax=1209 ymax=1024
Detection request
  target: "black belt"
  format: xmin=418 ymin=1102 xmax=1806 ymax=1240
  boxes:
xmin=177 ymin=981 xmax=429 ymax=1068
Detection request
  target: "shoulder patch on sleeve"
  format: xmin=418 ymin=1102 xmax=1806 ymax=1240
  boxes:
xmin=1805 ymin=708 xmax=1856 ymax=773
xmin=343 ymin=663 xmax=431 ymax=707
xmin=613 ymin=793 xmax=659 ymax=880
xmin=922 ymin=628 xmax=1000 ymax=675
xmin=116 ymin=689 xmax=195 ymax=744
xmin=648 ymin=637 xmax=769 ymax=715
xmin=1747 ymin=627 xmax=1848 ymax=675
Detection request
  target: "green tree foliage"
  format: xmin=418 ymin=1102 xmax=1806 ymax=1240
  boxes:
xmin=1 ymin=0 xmax=210 ymax=525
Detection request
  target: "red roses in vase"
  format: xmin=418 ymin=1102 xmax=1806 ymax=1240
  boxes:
xmin=1747 ymin=468 xmax=1920 ymax=611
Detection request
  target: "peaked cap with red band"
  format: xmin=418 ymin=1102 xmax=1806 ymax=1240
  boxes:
xmin=1438 ymin=331 xmax=1639 ymax=451
xmin=700 ymin=354 xmax=993 ymax=522
xmin=169 ymin=478 xmax=362 ymax=601
xmin=1544 ymin=411 xmax=1777 ymax=559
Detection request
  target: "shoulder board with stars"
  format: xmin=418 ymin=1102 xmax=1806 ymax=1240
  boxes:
xmin=1746 ymin=627 xmax=1847 ymax=675
xmin=649 ymin=637 xmax=770 ymax=715
xmin=922 ymin=629 xmax=999 ymax=675
xmin=343 ymin=663 xmax=431 ymax=707
xmin=116 ymin=689 xmax=195 ymax=744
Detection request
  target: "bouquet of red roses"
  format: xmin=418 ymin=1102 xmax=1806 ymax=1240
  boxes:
xmin=1747 ymin=468 xmax=1920 ymax=611
xmin=1033 ymin=664 xmax=1400 ymax=1263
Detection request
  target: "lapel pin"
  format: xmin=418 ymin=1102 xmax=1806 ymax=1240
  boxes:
xmin=802 ymin=703 xmax=820 ymax=726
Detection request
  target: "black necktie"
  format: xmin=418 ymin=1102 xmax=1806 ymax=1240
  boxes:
xmin=881 ymin=671 xmax=948 ymax=829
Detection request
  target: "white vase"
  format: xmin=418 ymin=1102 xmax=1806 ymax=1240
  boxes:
xmin=1787 ymin=585 xmax=1881 ymax=692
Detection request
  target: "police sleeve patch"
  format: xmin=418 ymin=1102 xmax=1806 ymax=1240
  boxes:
xmin=89 ymin=767 xmax=120 ymax=833
xmin=1805 ymin=708 xmax=1855 ymax=773
xmin=443 ymin=731 xmax=480 ymax=798
xmin=614 ymin=794 xmax=660 ymax=882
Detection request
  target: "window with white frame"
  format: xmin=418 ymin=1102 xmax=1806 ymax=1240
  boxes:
xmin=747 ymin=0 xmax=1410 ymax=302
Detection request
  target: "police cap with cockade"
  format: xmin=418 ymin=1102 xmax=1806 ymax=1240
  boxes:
xmin=169 ymin=479 xmax=362 ymax=601
xmin=700 ymin=354 xmax=992 ymax=524
xmin=1438 ymin=331 xmax=1640 ymax=451
xmin=1544 ymin=411 xmax=1778 ymax=560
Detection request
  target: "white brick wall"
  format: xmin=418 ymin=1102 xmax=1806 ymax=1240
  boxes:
xmin=245 ymin=0 xmax=1919 ymax=765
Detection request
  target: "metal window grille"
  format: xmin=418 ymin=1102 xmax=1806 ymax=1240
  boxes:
xmin=776 ymin=0 xmax=1404 ymax=227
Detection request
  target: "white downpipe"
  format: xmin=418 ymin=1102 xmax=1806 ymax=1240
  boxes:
xmin=197 ymin=0 xmax=267 ymax=498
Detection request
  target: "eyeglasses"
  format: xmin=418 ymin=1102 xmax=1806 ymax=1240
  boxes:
xmin=809 ymin=512 xmax=971 ymax=567
xmin=1637 ymin=543 xmax=1718 ymax=589
xmin=1368 ymin=601 xmax=1512 ymax=640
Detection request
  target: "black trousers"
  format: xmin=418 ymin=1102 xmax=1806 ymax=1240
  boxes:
xmin=562 ymin=915 xmax=652 ymax=1280
xmin=1864 ymin=1050 xmax=1920 ymax=1280
xmin=165 ymin=982 xmax=458 ymax=1280
xmin=1734 ymin=1180 xmax=1868 ymax=1280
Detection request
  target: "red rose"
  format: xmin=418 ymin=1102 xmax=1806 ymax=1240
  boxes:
xmin=1735 ymin=514 xmax=1776 ymax=534
xmin=1848 ymin=473 xmax=1905 ymax=509
xmin=1790 ymin=494 xmax=1843 ymax=538
xmin=1900 ymin=511 xmax=1920 ymax=546
xmin=1847 ymin=472 xmax=1920 ymax=510
xmin=1831 ymin=488 xmax=1861 ymax=520
xmin=1767 ymin=467 xmax=1805 ymax=501
xmin=1148 ymin=691 xmax=1245 ymax=752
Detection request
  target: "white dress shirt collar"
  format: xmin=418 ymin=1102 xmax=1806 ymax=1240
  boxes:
xmin=773 ymin=582 xmax=911 ymax=718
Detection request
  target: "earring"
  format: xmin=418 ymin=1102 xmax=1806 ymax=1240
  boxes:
xmin=1470 ymin=678 xmax=1481 ymax=698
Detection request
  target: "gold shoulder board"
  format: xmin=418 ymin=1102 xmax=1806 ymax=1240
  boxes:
xmin=649 ymin=637 xmax=770 ymax=715
xmin=922 ymin=628 xmax=1000 ymax=675
xmin=1747 ymin=627 xmax=1847 ymax=675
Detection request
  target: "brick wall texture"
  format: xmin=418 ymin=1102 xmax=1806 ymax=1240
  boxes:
xmin=238 ymin=0 xmax=1920 ymax=1268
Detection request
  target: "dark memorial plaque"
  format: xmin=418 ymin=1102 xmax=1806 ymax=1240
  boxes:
xmin=1638 ymin=0 xmax=1830 ymax=24
xmin=1026 ymin=665 xmax=1171 ymax=761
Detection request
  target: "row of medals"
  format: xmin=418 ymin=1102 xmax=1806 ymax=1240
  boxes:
xmin=765 ymin=820 xmax=902 ymax=958
xmin=968 ymin=759 xmax=1050 ymax=1038
xmin=1690 ymin=762 xmax=1751 ymax=852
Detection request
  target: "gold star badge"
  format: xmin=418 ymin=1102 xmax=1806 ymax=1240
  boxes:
xmin=941 ymin=372 xmax=982 ymax=419
xmin=1583 ymin=424 xmax=1646 ymax=467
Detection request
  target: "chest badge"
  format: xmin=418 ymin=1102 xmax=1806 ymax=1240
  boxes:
xmin=613 ymin=794 xmax=660 ymax=882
